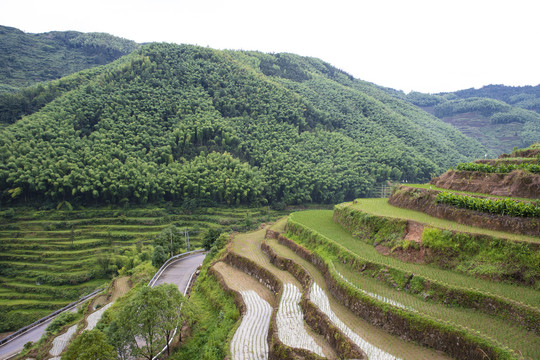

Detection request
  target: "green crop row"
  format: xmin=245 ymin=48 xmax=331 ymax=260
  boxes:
xmin=455 ymin=162 xmax=540 ymax=174
xmin=436 ymin=191 xmax=540 ymax=217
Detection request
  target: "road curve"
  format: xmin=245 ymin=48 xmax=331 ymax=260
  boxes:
xmin=152 ymin=252 xmax=205 ymax=290
xmin=0 ymin=252 xmax=206 ymax=360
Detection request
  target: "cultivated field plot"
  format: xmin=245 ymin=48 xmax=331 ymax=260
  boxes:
xmin=231 ymin=290 xmax=272 ymax=360
xmin=310 ymin=282 xmax=398 ymax=360
xmin=0 ymin=206 xmax=285 ymax=332
xmin=276 ymin=283 xmax=323 ymax=356
xmin=229 ymin=227 xmax=336 ymax=358
xmin=348 ymin=199 xmax=535 ymax=242
xmin=289 ymin=210 xmax=540 ymax=359
xmin=266 ymin=237 xmax=448 ymax=360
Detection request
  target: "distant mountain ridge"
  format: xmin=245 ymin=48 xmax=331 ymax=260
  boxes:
xmin=384 ymin=84 xmax=540 ymax=156
xmin=0 ymin=43 xmax=485 ymax=206
xmin=0 ymin=25 xmax=139 ymax=92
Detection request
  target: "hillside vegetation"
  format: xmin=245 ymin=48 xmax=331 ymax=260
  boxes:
xmin=0 ymin=25 xmax=139 ymax=92
xmin=387 ymin=85 xmax=540 ymax=155
xmin=0 ymin=43 xmax=485 ymax=207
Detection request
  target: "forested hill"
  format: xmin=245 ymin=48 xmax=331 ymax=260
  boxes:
xmin=0 ymin=25 xmax=139 ymax=92
xmin=0 ymin=43 xmax=485 ymax=207
xmin=386 ymin=85 xmax=540 ymax=156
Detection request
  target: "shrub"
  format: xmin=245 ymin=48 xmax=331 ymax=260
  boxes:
xmin=45 ymin=311 xmax=78 ymax=335
xmin=436 ymin=191 xmax=540 ymax=217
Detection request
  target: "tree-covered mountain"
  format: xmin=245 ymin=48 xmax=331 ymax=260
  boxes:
xmin=0 ymin=25 xmax=139 ymax=93
xmin=0 ymin=43 xmax=485 ymax=207
xmin=385 ymin=85 xmax=540 ymax=156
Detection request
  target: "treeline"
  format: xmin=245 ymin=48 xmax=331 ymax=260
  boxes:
xmin=0 ymin=43 xmax=485 ymax=206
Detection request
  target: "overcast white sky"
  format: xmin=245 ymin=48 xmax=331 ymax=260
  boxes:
xmin=1 ymin=0 xmax=539 ymax=93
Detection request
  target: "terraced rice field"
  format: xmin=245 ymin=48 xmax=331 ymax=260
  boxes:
xmin=289 ymin=210 xmax=540 ymax=359
xmin=310 ymin=282 xmax=398 ymax=360
xmin=223 ymin=222 xmax=448 ymax=360
xmin=406 ymin=183 xmax=535 ymax=202
xmin=226 ymin=227 xmax=336 ymax=358
xmin=230 ymin=290 xmax=272 ymax=360
xmin=266 ymin=235 xmax=448 ymax=360
xmin=276 ymin=284 xmax=323 ymax=356
xmin=0 ymin=206 xmax=286 ymax=331
xmin=347 ymin=199 xmax=535 ymax=243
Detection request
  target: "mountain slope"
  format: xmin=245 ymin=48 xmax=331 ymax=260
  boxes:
xmin=0 ymin=25 xmax=139 ymax=92
xmin=386 ymin=85 xmax=540 ymax=156
xmin=0 ymin=43 xmax=485 ymax=206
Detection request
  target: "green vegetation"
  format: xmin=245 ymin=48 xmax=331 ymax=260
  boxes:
xmin=334 ymin=204 xmax=539 ymax=287
xmin=447 ymin=84 xmax=540 ymax=113
xmin=285 ymin=214 xmax=538 ymax=359
xmin=388 ymin=85 xmax=540 ymax=155
xmin=436 ymin=191 xmax=540 ymax=217
xmin=291 ymin=210 xmax=539 ymax=306
xmin=104 ymin=284 xmax=184 ymax=359
xmin=0 ymin=43 xmax=485 ymax=207
xmin=0 ymin=25 xmax=139 ymax=91
xmin=62 ymin=329 xmax=115 ymax=360
xmin=0 ymin=205 xmax=286 ymax=331
xmin=170 ymin=237 xmax=239 ymax=360
xmin=421 ymin=227 xmax=539 ymax=286
xmin=455 ymin=162 xmax=540 ymax=173
xmin=407 ymin=183 xmax=533 ymax=202
xmin=345 ymin=198 xmax=535 ymax=242
xmin=433 ymin=97 xmax=512 ymax=118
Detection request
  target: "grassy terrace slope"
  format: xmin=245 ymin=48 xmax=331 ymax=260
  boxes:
xmin=0 ymin=205 xmax=286 ymax=332
xmin=347 ymin=199 xmax=536 ymax=243
xmin=288 ymin=210 xmax=540 ymax=359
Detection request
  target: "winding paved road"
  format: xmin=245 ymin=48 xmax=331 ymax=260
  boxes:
xmin=0 ymin=252 xmax=206 ymax=360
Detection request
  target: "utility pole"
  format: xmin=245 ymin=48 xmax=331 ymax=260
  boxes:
xmin=184 ymin=227 xmax=190 ymax=251
xmin=170 ymin=228 xmax=173 ymax=258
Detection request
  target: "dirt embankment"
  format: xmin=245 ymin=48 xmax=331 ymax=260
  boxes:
xmin=500 ymin=148 xmax=540 ymax=158
xmin=389 ymin=186 xmax=540 ymax=237
xmin=430 ymin=170 xmax=540 ymax=199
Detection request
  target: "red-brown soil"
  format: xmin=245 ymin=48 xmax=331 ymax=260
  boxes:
xmin=430 ymin=170 xmax=540 ymax=199
xmin=500 ymin=148 xmax=540 ymax=158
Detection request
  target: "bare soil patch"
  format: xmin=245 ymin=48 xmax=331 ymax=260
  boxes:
xmin=431 ymin=170 xmax=540 ymax=199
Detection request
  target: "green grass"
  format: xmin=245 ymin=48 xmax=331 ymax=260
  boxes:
xmin=348 ymin=198 xmax=538 ymax=243
xmin=290 ymin=210 xmax=540 ymax=307
xmin=407 ymin=183 xmax=536 ymax=202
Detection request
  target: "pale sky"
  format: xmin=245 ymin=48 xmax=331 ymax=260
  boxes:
xmin=1 ymin=0 xmax=539 ymax=93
